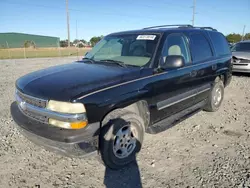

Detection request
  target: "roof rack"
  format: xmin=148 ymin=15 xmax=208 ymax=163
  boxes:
xmin=194 ymin=27 xmax=217 ymax=31
xmin=143 ymin=24 xmax=193 ymax=29
xmin=143 ymin=25 xmax=217 ymax=31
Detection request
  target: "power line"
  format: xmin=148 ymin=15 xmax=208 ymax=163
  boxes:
xmin=124 ymin=0 xmax=188 ymax=10
xmin=3 ymin=1 xmax=59 ymax=10
xmin=2 ymin=0 xmax=188 ymax=21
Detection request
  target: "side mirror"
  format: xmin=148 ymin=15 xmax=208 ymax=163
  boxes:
xmin=161 ymin=55 xmax=185 ymax=70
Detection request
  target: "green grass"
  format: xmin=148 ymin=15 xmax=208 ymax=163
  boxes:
xmin=0 ymin=47 xmax=91 ymax=59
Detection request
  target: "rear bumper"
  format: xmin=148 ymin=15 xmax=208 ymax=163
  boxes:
xmin=11 ymin=102 xmax=99 ymax=158
xmin=233 ymin=64 xmax=250 ymax=73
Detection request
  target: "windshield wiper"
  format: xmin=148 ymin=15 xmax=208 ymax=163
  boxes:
xmin=82 ymin=57 xmax=95 ymax=64
xmin=99 ymin=59 xmax=127 ymax=67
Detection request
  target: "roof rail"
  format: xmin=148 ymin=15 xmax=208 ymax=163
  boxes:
xmin=143 ymin=25 xmax=217 ymax=31
xmin=143 ymin=24 xmax=193 ymax=29
xmin=194 ymin=27 xmax=217 ymax=31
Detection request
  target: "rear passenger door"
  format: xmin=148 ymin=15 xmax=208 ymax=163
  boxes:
xmin=187 ymin=32 xmax=216 ymax=104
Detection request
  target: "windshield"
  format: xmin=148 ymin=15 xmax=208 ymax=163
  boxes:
xmin=85 ymin=34 xmax=160 ymax=67
xmin=232 ymin=42 xmax=250 ymax=52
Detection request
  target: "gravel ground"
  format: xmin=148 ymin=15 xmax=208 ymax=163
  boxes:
xmin=0 ymin=57 xmax=249 ymax=188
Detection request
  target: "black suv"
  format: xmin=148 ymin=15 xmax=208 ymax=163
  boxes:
xmin=11 ymin=25 xmax=232 ymax=169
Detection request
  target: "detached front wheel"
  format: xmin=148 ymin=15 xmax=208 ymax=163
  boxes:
xmin=100 ymin=109 xmax=145 ymax=170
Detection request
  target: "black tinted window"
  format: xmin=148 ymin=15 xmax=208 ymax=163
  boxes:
xmin=232 ymin=42 xmax=250 ymax=52
xmin=190 ymin=33 xmax=213 ymax=62
xmin=209 ymin=32 xmax=230 ymax=56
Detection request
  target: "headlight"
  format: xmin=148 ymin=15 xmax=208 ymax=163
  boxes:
xmin=47 ymin=100 xmax=87 ymax=129
xmin=47 ymin=100 xmax=86 ymax=113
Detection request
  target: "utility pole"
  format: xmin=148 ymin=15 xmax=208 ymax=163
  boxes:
xmin=241 ymin=25 xmax=246 ymax=41
xmin=66 ymin=0 xmax=70 ymax=47
xmin=76 ymin=20 xmax=79 ymax=60
xmin=76 ymin=20 xmax=78 ymax=41
xmin=192 ymin=0 xmax=196 ymax=26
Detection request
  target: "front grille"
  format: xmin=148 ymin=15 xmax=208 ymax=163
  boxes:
xmin=240 ymin=59 xmax=250 ymax=64
xmin=16 ymin=90 xmax=47 ymax=108
xmin=22 ymin=109 xmax=49 ymax=123
xmin=233 ymin=63 xmax=248 ymax=66
xmin=233 ymin=58 xmax=250 ymax=65
xmin=16 ymin=89 xmax=49 ymax=124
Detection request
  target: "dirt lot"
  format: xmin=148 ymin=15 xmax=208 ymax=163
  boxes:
xmin=0 ymin=57 xmax=249 ymax=188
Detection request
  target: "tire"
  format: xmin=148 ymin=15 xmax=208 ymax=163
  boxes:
xmin=204 ymin=79 xmax=224 ymax=112
xmin=100 ymin=109 xmax=145 ymax=170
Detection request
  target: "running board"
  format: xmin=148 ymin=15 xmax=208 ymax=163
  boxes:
xmin=146 ymin=100 xmax=206 ymax=134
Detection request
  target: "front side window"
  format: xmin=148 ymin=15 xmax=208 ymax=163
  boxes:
xmin=162 ymin=34 xmax=190 ymax=63
xmin=232 ymin=42 xmax=250 ymax=52
xmin=85 ymin=34 xmax=160 ymax=67
xmin=190 ymin=33 xmax=213 ymax=62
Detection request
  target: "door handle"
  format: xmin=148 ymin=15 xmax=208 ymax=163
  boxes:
xmin=212 ymin=64 xmax=217 ymax=70
xmin=190 ymin=70 xmax=197 ymax=77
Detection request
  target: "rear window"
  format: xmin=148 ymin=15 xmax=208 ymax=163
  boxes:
xmin=209 ymin=32 xmax=231 ymax=56
xmin=189 ymin=33 xmax=213 ymax=62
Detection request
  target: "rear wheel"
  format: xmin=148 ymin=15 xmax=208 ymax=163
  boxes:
xmin=204 ymin=79 xmax=224 ymax=112
xmin=100 ymin=109 xmax=145 ymax=170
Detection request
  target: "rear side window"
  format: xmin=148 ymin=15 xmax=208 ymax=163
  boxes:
xmin=189 ymin=33 xmax=213 ymax=62
xmin=209 ymin=32 xmax=230 ymax=56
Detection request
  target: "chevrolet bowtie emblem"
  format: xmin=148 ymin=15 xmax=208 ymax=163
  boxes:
xmin=19 ymin=101 xmax=27 ymax=111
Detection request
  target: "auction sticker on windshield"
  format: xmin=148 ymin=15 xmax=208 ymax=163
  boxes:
xmin=137 ymin=35 xmax=156 ymax=40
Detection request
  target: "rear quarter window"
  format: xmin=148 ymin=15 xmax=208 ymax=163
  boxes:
xmin=189 ymin=33 xmax=213 ymax=62
xmin=209 ymin=32 xmax=231 ymax=56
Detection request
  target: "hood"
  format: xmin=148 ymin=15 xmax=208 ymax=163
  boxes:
xmin=16 ymin=62 xmax=140 ymax=101
xmin=232 ymin=51 xmax=250 ymax=60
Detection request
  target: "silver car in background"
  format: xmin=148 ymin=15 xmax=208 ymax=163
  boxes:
xmin=232 ymin=40 xmax=250 ymax=73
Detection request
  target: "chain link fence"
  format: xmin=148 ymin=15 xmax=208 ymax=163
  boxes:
xmin=0 ymin=46 xmax=90 ymax=59
xmin=0 ymin=33 xmax=90 ymax=59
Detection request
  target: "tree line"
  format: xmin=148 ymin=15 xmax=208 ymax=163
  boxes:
xmin=226 ymin=33 xmax=250 ymax=43
xmin=60 ymin=36 xmax=103 ymax=47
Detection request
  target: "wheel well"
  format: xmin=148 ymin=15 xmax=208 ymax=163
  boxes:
xmin=215 ymin=75 xmax=225 ymax=85
xmin=100 ymin=100 xmax=150 ymax=128
xmin=220 ymin=75 xmax=225 ymax=85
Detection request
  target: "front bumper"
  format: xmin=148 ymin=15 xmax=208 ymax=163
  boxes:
xmin=232 ymin=63 xmax=250 ymax=73
xmin=11 ymin=102 xmax=99 ymax=158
